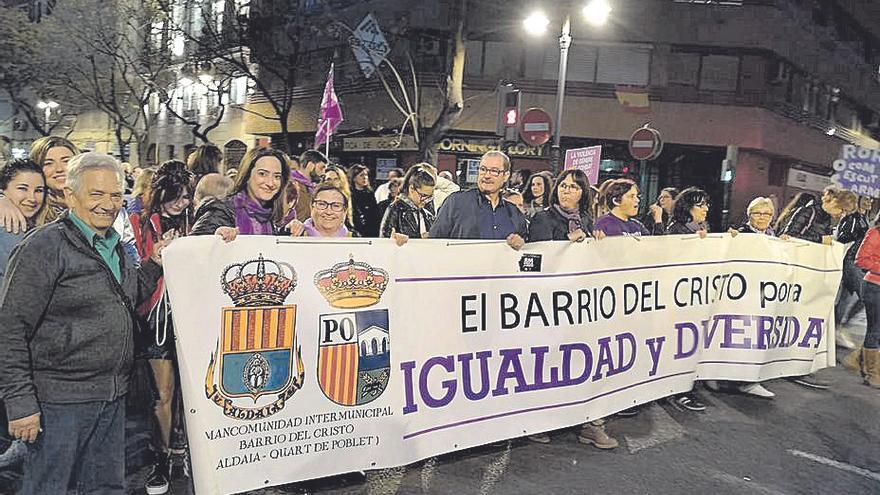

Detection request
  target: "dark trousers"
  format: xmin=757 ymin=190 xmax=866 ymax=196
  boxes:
xmin=20 ymin=398 xmax=126 ymax=495
xmin=863 ymin=282 xmax=880 ymax=349
xmin=835 ymin=257 xmax=866 ymax=324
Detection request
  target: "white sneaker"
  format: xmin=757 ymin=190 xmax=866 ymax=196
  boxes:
xmin=739 ymin=383 xmax=775 ymax=399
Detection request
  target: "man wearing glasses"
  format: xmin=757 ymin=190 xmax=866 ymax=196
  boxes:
xmin=429 ymin=151 xmax=527 ymax=250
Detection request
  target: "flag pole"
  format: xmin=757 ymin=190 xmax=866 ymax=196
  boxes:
xmin=324 ymin=120 xmax=330 ymax=160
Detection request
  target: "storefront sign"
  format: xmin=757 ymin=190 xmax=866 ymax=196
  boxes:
xmin=831 ymin=144 xmax=880 ymax=198
xmin=343 ymin=136 xmax=419 ymax=152
xmin=437 ymin=137 xmax=546 ymax=157
xmin=164 ymin=235 xmax=842 ymax=495
xmin=376 ymin=158 xmax=398 ymax=179
xmin=564 ymin=146 xmax=602 ymax=184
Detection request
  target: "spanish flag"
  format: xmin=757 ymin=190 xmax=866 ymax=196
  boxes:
xmin=615 ymin=86 xmax=651 ymax=114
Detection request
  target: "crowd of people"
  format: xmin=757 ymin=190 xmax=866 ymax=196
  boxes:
xmin=0 ymin=139 xmax=877 ymax=494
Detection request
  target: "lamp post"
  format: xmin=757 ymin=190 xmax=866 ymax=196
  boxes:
xmin=524 ymin=0 xmax=611 ymax=175
xmin=36 ymin=100 xmax=59 ymax=129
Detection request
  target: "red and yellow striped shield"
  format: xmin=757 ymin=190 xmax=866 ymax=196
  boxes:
xmin=218 ymin=305 xmax=296 ymax=400
xmin=318 ymin=343 xmax=359 ymax=406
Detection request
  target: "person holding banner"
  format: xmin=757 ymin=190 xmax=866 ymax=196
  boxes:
xmin=380 ymin=165 xmax=436 ymax=241
xmin=323 ymin=165 xmax=355 ymax=227
xmin=190 ymin=148 xmax=295 ymax=240
xmin=593 ymin=179 xmax=649 ymax=238
xmin=0 ymin=153 xmax=165 ymax=494
xmin=854 ymin=218 xmax=880 ymax=388
xmin=288 ymin=183 xmax=356 ymax=238
xmin=429 ymin=151 xmax=527 ymax=250
xmin=663 ymin=187 xmax=712 ymax=411
xmin=836 ymin=196 xmax=872 ymax=327
xmin=528 ymin=169 xmax=594 ymax=243
xmin=777 ymin=186 xmax=854 ymax=246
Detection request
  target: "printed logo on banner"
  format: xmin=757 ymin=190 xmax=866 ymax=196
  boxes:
xmin=204 ymin=255 xmax=305 ymax=420
xmin=314 ymin=256 xmax=391 ymax=405
xmin=519 ymin=253 xmax=542 ymax=272
xmin=317 ymin=309 xmax=391 ymax=406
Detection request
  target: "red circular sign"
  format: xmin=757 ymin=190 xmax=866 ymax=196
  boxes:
xmin=519 ymin=108 xmax=553 ymax=146
xmin=629 ymin=127 xmax=663 ymax=160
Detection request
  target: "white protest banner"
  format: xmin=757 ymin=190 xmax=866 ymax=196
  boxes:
xmin=564 ymin=146 xmax=602 ymax=184
xmin=831 ymin=144 xmax=880 ymax=197
xmin=349 ymin=13 xmax=390 ymax=79
xmin=163 ymin=235 xmax=843 ymax=495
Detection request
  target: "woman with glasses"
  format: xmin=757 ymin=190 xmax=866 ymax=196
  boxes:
xmin=190 ymin=147 xmax=295 ymax=240
xmin=323 ymin=165 xmax=354 ymax=227
xmin=528 ymin=169 xmax=594 ymax=243
xmin=380 ymin=165 xmax=436 ymax=242
xmin=288 ymin=184 xmax=355 ymax=238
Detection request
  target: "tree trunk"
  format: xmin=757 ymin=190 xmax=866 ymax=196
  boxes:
xmin=419 ymin=0 xmax=466 ymax=164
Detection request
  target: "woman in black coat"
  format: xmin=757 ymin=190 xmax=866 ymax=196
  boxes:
xmin=348 ymin=164 xmax=381 ymax=237
xmin=665 ymin=187 xmax=711 ymax=237
xmin=528 ymin=169 xmax=594 ymax=242
xmin=381 ymin=165 xmax=437 ymax=241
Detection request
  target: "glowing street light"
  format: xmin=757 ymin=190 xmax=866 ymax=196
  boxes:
xmin=523 ymin=11 xmax=550 ymax=35
xmin=583 ymin=0 xmax=612 ymax=27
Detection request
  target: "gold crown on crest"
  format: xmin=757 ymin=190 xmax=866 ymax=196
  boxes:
xmin=221 ymin=255 xmax=297 ymax=307
xmin=314 ymin=256 xmax=388 ymax=309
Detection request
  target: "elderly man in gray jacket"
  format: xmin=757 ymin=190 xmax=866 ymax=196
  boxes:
xmin=0 ymin=152 xmax=165 ymax=494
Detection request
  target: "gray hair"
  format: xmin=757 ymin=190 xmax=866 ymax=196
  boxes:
xmin=747 ymin=196 xmax=775 ymax=216
xmin=66 ymin=152 xmax=125 ymax=194
xmin=481 ymin=150 xmax=511 ymax=171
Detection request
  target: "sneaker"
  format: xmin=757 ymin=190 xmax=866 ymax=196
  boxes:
xmin=616 ymin=406 xmax=640 ymax=418
xmin=527 ymin=433 xmax=551 ymax=444
xmin=577 ymin=424 xmax=618 ymax=450
xmin=668 ymin=393 xmax=707 ymax=412
xmin=788 ymin=374 xmax=830 ymax=390
xmin=145 ymin=451 xmax=170 ymax=495
xmin=738 ymin=383 xmax=775 ymax=399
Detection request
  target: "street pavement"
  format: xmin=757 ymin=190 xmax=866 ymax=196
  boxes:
xmin=128 ymin=322 xmax=880 ymax=495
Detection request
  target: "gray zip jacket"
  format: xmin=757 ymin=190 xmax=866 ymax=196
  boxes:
xmin=0 ymin=212 xmax=161 ymax=420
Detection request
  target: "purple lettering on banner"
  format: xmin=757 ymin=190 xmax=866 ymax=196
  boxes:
xmin=529 ymin=346 xmax=562 ymax=391
xmin=458 ymin=351 xmax=493 ymax=400
xmin=608 ymin=332 xmax=636 ymax=377
xmin=419 ymin=356 xmax=457 ymax=408
xmin=719 ymin=314 xmax=753 ymax=349
xmin=592 ymin=337 xmax=616 ymax=380
xmin=675 ymin=321 xmax=700 ymax=359
xmin=645 ymin=336 xmax=666 ymax=376
xmin=799 ymin=317 xmax=824 ymax=348
xmin=559 ymin=343 xmax=593 ymax=385
xmin=401 ymin=360 xmax=419 ymax=414
xmin=755 ymin=316 xmax=774 ymax=350
xmin=701 ymin=318 xmax=720 ymax=349
xmin=780 ymin=317 xmax=800 ymax=348
xmin=492 ymin=348 xmax=529 ymax=397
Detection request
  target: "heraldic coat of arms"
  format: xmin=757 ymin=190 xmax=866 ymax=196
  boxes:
xmin=315 ymin=257 xmax=391 ymax=407
xmin=205 ymin=255 xmax=305 ymax=419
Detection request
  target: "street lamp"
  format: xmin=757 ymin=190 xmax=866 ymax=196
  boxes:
xmin=36 ymin=100 xmax=59 ymax=128
xmin=525 ymin=0 xmax=611 ymax=175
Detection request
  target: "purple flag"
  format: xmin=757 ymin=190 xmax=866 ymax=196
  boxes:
xmin=315 ymin=64 xmax=343 ymax=147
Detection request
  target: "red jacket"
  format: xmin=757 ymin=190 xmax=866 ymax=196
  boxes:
xmin=855 ymin=227 xmax=880 ymax=286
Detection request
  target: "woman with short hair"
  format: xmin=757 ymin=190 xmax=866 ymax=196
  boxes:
xmin=323 ymin=165 xmax=354 ymax=226
xmin=288 ymin=184 xmax=356 ymax=238
xmin=593 ymin=179 xmax=649 ymax=238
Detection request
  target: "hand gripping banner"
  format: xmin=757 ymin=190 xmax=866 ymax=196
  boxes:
xmin=163 ymin=234 xmax=844 ymax=494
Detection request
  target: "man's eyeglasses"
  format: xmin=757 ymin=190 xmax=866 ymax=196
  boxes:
xmin=312 ymin=200 xmax=345 ymax=212
xmin=478 ymin=166 xmax=507 ymax=177
xmin=750 ymin=212 xmax=773 ymax=217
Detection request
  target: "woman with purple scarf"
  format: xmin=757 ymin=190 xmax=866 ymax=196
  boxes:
xmin=190 ymin=147 xmax=295 ymax=240
xmin=288 ymin=183 xmax=356 ymax=238
xmin=528 ymin=169 xmax=594 ymax=243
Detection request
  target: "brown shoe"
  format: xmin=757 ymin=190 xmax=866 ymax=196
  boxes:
xmin=577 ymin=424 xmax=618 ymax=450
xmin=863 ymin=349 xmax=880 ymax=388
xmin=842 ymin=347 xmax=864 ymax=375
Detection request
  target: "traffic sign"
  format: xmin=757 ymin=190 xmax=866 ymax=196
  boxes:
xmin=628 ymin=126 xmax=663 ymax=161
xmin=519 ymin=108 xmax=553 ymax=146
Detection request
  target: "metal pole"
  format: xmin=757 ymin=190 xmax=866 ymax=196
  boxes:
xmin=551 ymin=14 xmax=571 ymax=177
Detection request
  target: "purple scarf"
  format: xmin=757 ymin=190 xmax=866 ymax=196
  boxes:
xmin=302 ymin=218 xmax=350 ymax=238
xmin=232 ymin=191 xmax=275 ymax=235
xmin=290 ymin=170 xmax=316 ymax=194
xmin=553 ymin=205 xmax=583 ymax=233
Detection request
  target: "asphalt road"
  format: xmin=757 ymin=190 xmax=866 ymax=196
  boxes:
xmin=139 ymin=326 xmax=880 ymax=495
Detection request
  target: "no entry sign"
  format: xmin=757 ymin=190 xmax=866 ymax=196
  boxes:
xmin=629 ymin=126 xmax=663 ymax=161
xmin=519 ymin=108 xmax=553 ymax=146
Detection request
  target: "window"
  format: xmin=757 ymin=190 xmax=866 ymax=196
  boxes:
xmin=596 ymin=46 xmax=650 ymax=85
xmin=230 ymin=76 xmax=248 ymax=104
xmin=668 ymin=52 xmax=700 ymax=86
xmin=699 ymin=55 xmax=739 ymax=91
